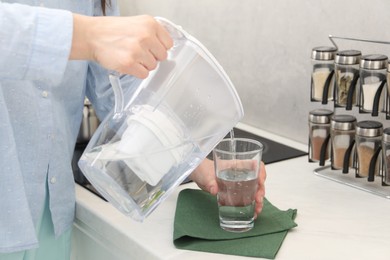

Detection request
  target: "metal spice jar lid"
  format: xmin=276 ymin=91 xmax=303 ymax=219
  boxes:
xmin=331 ymin=115 xmax=357 ymax=131
xmin=335 ymin=50 xmax=362 ymax=65
xmin=383 ymin=128 xmax=390 ymax=143
xmin=360 ymin=54 xmax=388 ymax=70
xmin=311 ymin=46 xmax=338 ymax=60
xmin=309 ymin=109 xmax=333 ymax=124
xmin=356 ymin=120 xmax=383 ymax=137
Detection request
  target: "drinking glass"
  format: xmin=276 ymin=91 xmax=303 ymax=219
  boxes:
xmin=213 ymin=138 xmax=263 ymax=232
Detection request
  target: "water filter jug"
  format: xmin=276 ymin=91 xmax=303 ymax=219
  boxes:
xmin=78 ymin=18 xmax=244 ymax=221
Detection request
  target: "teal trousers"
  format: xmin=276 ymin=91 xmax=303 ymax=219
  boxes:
xmin=0 ymin=187 xmax=72 ymax=260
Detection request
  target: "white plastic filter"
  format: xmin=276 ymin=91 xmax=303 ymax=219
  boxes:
xmin=117 ymin=105 xmax=193 ymax=186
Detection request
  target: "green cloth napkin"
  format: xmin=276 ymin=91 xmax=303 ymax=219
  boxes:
xmin=173 ymin=189 xmax=297 ymax=259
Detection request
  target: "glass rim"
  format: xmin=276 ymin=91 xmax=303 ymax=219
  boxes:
xmin=214 ymin=137 xmax=263 ymax=155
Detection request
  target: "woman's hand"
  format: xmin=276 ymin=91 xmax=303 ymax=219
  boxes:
xmin=190 ymin=158 xmax=267 ymax=218
xmin=70 ymin=14 xmax=173 ymax=78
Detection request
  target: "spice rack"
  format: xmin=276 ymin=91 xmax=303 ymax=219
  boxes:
xmin=312 ymin=35 xmax=390 ymax=199
xmin=314 ymin=166 xmax=390 ymax=198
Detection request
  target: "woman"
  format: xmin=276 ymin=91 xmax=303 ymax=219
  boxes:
xmin=0 ymin=1 xmax=266 ymax=259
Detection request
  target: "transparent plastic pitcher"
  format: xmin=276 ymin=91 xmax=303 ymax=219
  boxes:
xmin=78 ymin=17 xmax=244 ymax=221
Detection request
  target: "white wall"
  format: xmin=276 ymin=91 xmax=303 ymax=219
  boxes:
xmin=118 ymin=0 xmax=390 ymax=144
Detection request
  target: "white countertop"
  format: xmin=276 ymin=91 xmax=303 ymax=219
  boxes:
xmin=71 ymin=124 xmax=390 ymax=260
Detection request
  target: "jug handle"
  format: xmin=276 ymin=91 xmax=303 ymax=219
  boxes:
xmin=368 ymin=146 xmax=382 ymax=182
xmin=107 ymin=18 xmax=184 ymax=119
xmin=342 ymin=139 xmax=355 ymax=174
xmin=346 ymin=72 xmax=360 ymax=110
xmin=321 ymin=70 xmax=335 ymax=105
xmin=371 ymin=80 xmax=386 ymax=117
xmin=109 ymin=71 xmax=124 ymax=117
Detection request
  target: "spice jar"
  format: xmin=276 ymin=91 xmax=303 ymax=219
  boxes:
xmin=330 ymin=115 xmax=356 ymax=170
xmin=308 ymin=109 xmax=333 ymax=163
xmin=310 ymin=46 xmax=337 ymax=103
xmin=359 ymin=54 xmax=387 ymax=116
xmin=334 ymin=50 xmax=362 ymax=109
xmin=386 ymin=61 xmax=390 ymax=119
xmin=355 ymin=120 xmax=383 ymax=178
xmin=382 ymin=128 xmax=390 ymax=185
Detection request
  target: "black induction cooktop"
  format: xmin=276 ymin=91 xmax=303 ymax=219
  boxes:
xmin=227 ymin=128 xmax=307 ymax=164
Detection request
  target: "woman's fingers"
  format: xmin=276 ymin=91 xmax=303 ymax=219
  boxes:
xmin=71 ymin=14 xmax=173 ymax=78
xmin=254 ymin=162 xmax=266 ymax=218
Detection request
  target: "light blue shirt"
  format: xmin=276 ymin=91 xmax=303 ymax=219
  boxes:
xmin=0 ymin=0 xmax=137 ymax=253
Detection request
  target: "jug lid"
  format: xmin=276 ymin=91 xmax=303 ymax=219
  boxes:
xmin=154 ymin=17 xmax=244 ymax=119
xmin=110 ymin=17 xmax=244 ymax=124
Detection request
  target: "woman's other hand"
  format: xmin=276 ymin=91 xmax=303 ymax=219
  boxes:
xmin=190 ymin=159 xmax=267 ymax=218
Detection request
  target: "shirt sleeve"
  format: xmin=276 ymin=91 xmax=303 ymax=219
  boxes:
xmin=0 ymin=3 xmax=73 ymax=85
